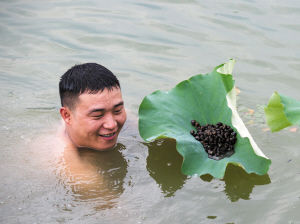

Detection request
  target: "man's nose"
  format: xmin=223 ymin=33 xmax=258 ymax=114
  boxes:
xmin=103 ymin=114 xmax=117 ymax=129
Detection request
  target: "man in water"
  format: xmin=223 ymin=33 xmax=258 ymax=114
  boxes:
xmin=57 ymin=63 xmax=128 ymax=209
xmin=59 ymin=63 xmax=127 ymax=151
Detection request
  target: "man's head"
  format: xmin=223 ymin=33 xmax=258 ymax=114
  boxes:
xmin=59 ymin=63 xmax=127 ymax=151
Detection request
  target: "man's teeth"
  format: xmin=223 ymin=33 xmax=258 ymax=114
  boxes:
xmin=101 ymin=133 xmax=114 ymax=137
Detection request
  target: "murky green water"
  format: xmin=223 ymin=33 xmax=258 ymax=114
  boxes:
xmin=1 ymin=0 xmax=300 ymax=223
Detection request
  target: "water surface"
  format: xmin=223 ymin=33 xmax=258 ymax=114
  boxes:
xmin=1 ymin=0 xmax=300 ymax=223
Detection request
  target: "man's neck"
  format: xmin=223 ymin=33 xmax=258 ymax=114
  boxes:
xmin=58 ymin=121 xmax=78 ymax=151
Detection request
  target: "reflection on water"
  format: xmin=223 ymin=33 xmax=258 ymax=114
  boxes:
xmin=222 ymin=163 xmax=271 ymax=202
xmin=146 ymin=138 xmax=270 ymax=201
xmin=201 ymin=163 xmax=271 ymax=202
xmin=145 ymin=139 xmax=188 ymax=197
xmin=59 ymin=143 xmax=128 ymax=210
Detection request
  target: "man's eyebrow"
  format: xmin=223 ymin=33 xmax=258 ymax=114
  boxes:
xmin=88 ymin=101 xmax=124 ymax=115
xmin=114 ymin=101 xmax=124 ymax=108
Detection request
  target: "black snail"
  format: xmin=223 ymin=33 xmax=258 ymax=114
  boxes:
xmin=190 ymin=120 xmax=237 ymax=160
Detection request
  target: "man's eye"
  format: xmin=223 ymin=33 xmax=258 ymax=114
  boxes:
xmin=114 ymin=109 xmax=122 ymax=114
xmin=93 ymin=114 xmax=104 ymax=119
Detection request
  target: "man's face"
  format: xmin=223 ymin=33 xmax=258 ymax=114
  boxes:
xmin=66 ymin=87 xmax=127 ymax=151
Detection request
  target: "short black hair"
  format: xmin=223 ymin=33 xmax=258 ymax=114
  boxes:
xmin=59 ymin=63 xmax=120 ymax=110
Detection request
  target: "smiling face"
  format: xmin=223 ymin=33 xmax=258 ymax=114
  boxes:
xmin=62 ymin=87 xmax=127 ymax=151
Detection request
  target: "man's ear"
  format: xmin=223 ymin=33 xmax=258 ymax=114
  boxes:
xmin=60 ymin=107 xmax=72 ymax=125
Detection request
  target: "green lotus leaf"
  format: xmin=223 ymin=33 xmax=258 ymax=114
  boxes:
xmin=265 ymin=92 xmax=300 ymax=132
xmin=138 ymin=59 xmax=271 ymax=178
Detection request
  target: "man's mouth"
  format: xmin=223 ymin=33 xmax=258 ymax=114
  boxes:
xmin=99 ymin=132 xmax=116 ymax=138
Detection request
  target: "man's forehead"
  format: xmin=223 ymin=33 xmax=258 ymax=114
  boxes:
xmin=77 ymin=87 xmax=123 ymax=108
